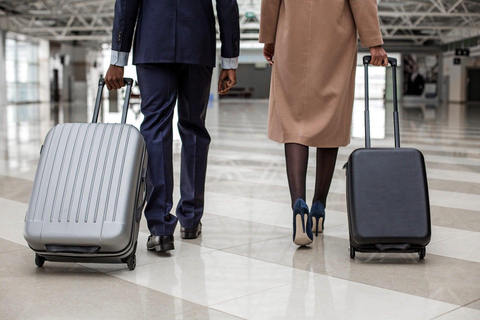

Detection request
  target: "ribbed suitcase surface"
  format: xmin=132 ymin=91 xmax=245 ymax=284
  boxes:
xmin=24 ymin=122 xmax=146 ymax=253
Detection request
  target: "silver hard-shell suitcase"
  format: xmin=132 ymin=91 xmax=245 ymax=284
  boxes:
xmin=24 ymin=78 xmax=147 ymax=270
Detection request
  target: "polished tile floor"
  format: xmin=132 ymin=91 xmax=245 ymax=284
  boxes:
xmin=1 ymin=99 xmax=480 ymax=319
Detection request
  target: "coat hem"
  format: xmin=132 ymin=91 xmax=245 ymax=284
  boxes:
xmin=267 ymin=132 xmax=350 ymax=148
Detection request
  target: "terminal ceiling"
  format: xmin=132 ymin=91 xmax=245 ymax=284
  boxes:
xmin=0 ymin=0 xmax=479 ymax=47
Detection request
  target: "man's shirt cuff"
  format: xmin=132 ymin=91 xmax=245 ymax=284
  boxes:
xmin=222 ymin=57 xmax=239 ymax=69
xmin=110 ymin=50 xmax=129 ymax=66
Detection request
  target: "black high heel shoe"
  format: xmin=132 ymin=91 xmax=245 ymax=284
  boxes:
xmin=311 ymin=201 xmax=325 ymax=236
xmin=293 ymin=199 xmax=313 ymax=246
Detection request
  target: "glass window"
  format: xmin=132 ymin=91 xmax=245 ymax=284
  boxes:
xmin=5 ymin=34 xmax=39 ymax=103
xmin=6 ymin=61 xmax=16 ymax=83
xmin=5 ymin=39 xmax=16 ymax=60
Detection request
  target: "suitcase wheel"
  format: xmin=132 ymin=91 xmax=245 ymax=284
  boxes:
xmin=418 ymin=248 xmax=426 ymax=260
xmin=35 ymin=254 xmax=45 ymax=268
xmin=126 ymin=254 xmax=136 ymax=271
xmin=350 ymin=247 xmax=355 ymax=259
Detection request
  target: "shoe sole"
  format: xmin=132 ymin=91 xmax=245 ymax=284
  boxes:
xmin=312 ymin=217 xmax=324 ymax=235
xmin=181 ymin=230 xmax=201 ymax=239
xmin=293 ymin=214 xmax=313 ymax=246
xmin=147 ymin=242 xmax=175 ymax=252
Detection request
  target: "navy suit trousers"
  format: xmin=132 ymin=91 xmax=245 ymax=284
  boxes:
xmin=136 ymin=63 xmax=213 ymax=236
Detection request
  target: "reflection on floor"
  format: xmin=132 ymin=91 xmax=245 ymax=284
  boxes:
xmin=1 ymin=100 xmax=480 ymax=319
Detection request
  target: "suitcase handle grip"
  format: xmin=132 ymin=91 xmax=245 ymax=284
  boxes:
xmin=92 ymin=78 xmax=134 ymax=124
xmin=363 ymin=55 xmax=397 ymax=67
xmin=363 ymin=55 xmax=400 ymax=149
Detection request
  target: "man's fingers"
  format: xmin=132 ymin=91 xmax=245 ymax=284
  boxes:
xmin=114 ymin=79 xmax=123 ymax=89
xmin=383 ymin=56 xmax=388 ymax=66
xmin=105 ymin=80 xmax=112 ymax=91
xmin=226 ymin=80 xmax=235 ymax=89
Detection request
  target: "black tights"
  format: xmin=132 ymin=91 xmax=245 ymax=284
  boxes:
xmin=285 ymin=143 xmax=338 ymax=209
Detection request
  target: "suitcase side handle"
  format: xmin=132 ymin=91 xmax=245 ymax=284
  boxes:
xmin=92 ymin=78 xmax=134 ymax=124
xmin=362 ymin=55 xmax=400 ymax=149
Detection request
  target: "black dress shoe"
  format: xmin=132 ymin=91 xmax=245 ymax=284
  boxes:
xmin=147 ymin=235 xmax=174 ymax=252
xmin=181 ymin=223 xmax=202 ymax=239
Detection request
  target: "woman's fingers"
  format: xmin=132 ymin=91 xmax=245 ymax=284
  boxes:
xmin=383 ymin=56 xmax=389 ymax=66
xmin=369 ymin=45 xmax=388 ymax=66
xmin=263 ymin=43 xmax=275 ymax=65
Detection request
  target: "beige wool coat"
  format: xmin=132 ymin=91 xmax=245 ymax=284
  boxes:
xmin=259 ymin=0 xmax=383 ymax=147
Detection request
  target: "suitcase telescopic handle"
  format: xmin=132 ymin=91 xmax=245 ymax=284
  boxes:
xmin=92 ymin=78 xmax=134 ymax=124
xmin=362 ymin=55 xmax=400 ymax=149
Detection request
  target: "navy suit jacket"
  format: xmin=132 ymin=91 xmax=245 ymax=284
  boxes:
xmin=112 ymin=0 xmax=240 ymax=68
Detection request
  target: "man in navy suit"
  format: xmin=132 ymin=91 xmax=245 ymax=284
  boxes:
xmin=105 ymin=0 xmax=240 ymax=252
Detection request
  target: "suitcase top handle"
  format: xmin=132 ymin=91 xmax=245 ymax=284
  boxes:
xmin=362 ymin=55 xmax=400 ymax=149
xmin=363 ymin=56 xmax=397 ymax=67
xmin=92 ymin=78 xmax=134 ymax=124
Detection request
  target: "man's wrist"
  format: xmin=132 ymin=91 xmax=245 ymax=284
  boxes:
xmin=222 ymin=57 xmax=239 ymax=69
xmin=110 ymin=50 xmax=129 ymax=67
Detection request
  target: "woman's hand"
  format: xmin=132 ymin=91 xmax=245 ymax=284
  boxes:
xmin=263 ymin=43 xmax=275 ymax=66
xmin=369 ymin=45 xmax=388 ymax=66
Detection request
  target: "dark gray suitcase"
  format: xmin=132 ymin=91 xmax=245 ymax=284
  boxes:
xmin=24 ymin=78 xmax=147 ymax=270
xmin=344 ymin=56 xmax=431 ymax=259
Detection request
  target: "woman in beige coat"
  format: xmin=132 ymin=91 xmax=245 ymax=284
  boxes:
xmin=260 ymin=0 xmax=388 ymax=246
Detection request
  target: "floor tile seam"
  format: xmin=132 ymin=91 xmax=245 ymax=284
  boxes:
xmin=322 ymin=227 xmax=477 ymax=249
xmin=184 ymin=233 xmax=293 ymax=252
xmin=204 ymin=189 xmax=289 ymax=206
xmin=218 ymin=235 xmax=292 ymax=254
xmin=219 ymin=241 xmax=358 ymax=277
xmin=327 ymin=252 xmax=480 ymax=305
xmin=173 ymin=308 xmax=247 ymax=320
xmin=0 ymin=196 xmax=30 ymax=206
xmin=0 ymin=247 xmax=29 ymax=255
xmin=207 ymin=184 xmax=480 ymax=213
xmin=206 ymin=189 xmax=480 ymax=218
xmin=429 ymin=305 xmax=465 ymax=320
xmin=70 ymin=265 xmax=216 ymax=313
xmin=427 ymin=230 xmax=477 ymax=246
xmin=310 ymin=232 xmax=480 ymax=264
xmin=322 ymin=271 xmax=463 ymax=312
xmin=223 ymin=210 xmax=480 ymax=236
xmin=101 ymin=248 xmax=316 ymax=308
xmin=205 ymin=215 xmax=291 ymax=232
xmin=463 ymin=297 xmax=480 ymax=308
xmin=207 ymin=272 xmax=320 ymax=310
xmin=207 ymin=271 xmax=462 ymax=317
xmin=101 ymin=248 xmax=225 ymax=275
xmin=2 ymin=223 xmax=476 ymax=264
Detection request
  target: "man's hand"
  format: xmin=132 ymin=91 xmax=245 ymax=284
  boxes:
xmin=105 ymin=65 xmax=125 ymax=90
xmin=369 ymin=45 xmax=388 ymax=66
xmin=263 ymin=43 xmax=275 ymax=66
xmin=218 ymin=69 xmax=237 ymax=95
